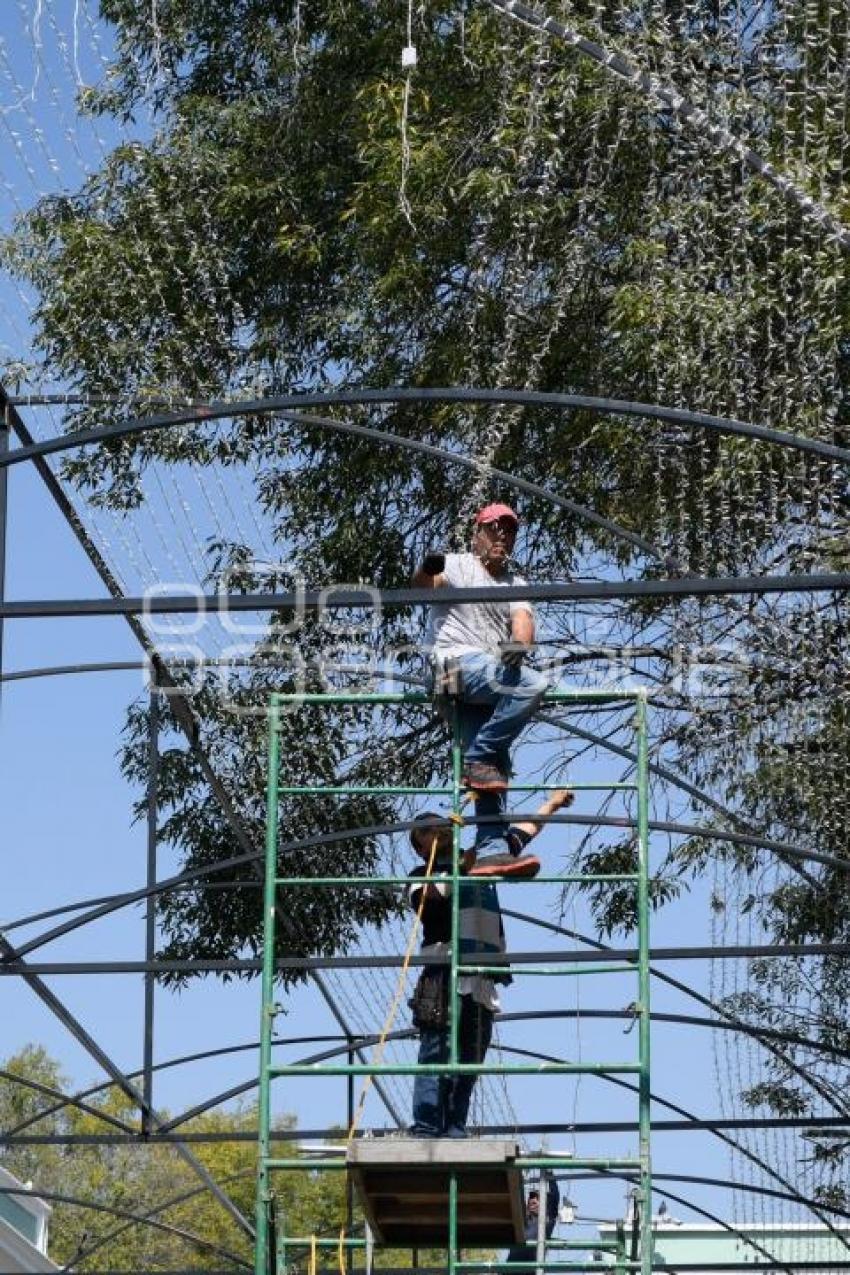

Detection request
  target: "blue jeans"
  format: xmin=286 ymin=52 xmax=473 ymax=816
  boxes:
xmin=411 ymin=996 xmax=493 ymax=1137
xmin=454 ymin=654 xmax=548 ymax=850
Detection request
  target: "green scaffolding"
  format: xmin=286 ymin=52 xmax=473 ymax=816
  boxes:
xmin=255 ymin=689 xmax=653 ymax=1275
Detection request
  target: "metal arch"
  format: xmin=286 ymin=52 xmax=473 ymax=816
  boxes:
xmin=1 ymin=390 xmax=846 ymax=1254
xmin=6 ymin=809 xmax=847 ymax=971
xmin=1 ymin=1033 xmax=369 ymax=1143
xmin=0 ymin=1184 xmax=251 ymax=1269
xmin=0 ymin=659 xmax=836 ymax=887
xmin=5 ymin=388 xmax=850 ymax=466
xmin=0 ymin=967 xmax=843 ymax=1240
xmin=5 ymin=1008 xmax=846 ymax=1144
xmin=9 ymin=401 xmax=667 ymax=564
xmin=5 ymin=1112 xmax=850 ymax=1141
xmin=501 ymin=1047 xmax=850 ymax=1255
xmin=55 ymin=1170 xmax=255 ymax=1273
xmin=0 ymin=929 xmax=255 ymax=1240
xmin=13 ymin=942 xmax=850 ymax=973
xmin=118 ymin=1035 xmax=847 ymax=1245
xmin=501 ymin=908 xmax=850 ymax=1122
xmin=4 ymin=1019 xmax=849 ymax=1256
xmin=0 ymin=659 xmax=836 ymax=886
xmin=538 ymin=709 xmax=826 ymax=892
xmin=1 ymin=395 xmax=411 ymax=1141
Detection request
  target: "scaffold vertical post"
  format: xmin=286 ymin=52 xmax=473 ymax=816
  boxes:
xmin=448 ymin=701 xmax=463 ymax=1271
xmin=636 ymin=689 xmax=653 ymax=1275
xmin=256 ymin=696 xmax=281 ymax=1275
xmin=615 ymin=1219 xmax=627 ymax=1275
xmin=142 ymin=686 xmax=160 ymax=1135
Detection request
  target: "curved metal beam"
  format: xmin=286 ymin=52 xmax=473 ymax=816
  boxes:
xmin=57 ymin=1170 xmax=254 ymax=1272
xmin=5 ymin=389 xmax=850 ymax=466
xmin=1 ymin=663 xmax=829 ymax=896
xmin=148 ymin=1034 xmax=849 ymax=1251
xmin=539 ymin=709 xmax=826 ymax=892
xmin=502 ymin=907 xmax=850 ymax=1122
xmin=8 ymin=1008 xmax=846 ymax=1143
xmin=0 ymin=1184 xmax=250 ymax=1268
xmin=503 ymin=1044 xmax=850 ymax=1254
xmin=7 ymin=800 xmax=846 ymax=970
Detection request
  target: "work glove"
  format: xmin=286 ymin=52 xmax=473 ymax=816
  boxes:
xmin=420 ymin=550 xmax=446 ymax=576
xmin=499 ymin=640 xmax=529 ymax=668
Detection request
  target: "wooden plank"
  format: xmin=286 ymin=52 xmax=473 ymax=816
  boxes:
xmin=346 ymin=1137 xmax=526 ymax=1245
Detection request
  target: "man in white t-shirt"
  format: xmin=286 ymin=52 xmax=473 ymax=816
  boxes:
xmin=412 ymin=502 xmax=549 ymax=804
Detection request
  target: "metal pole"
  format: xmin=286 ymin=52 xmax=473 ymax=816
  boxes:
xmin=615 ymin=1220 xmax=627 ymax=1275
xmin=535 ymin=1169 xmax=548 ymax=1275
xmin=635 ymin=693 xmax=652 ymax=1275
xmin=448 ymin=1171 xmax=459 ymax=1275
xmin=256 ymin=700 xmax=281 ymax=1275
xmin=449 ymin=704 xmax=463 ymax=1275
xmin=0 ymin=411 xmax=8 ymax=687
xmin=347 ymin=1032 xmax=355 ymax=1269
xmin=449 ymin=703 xmax=462 ymax=1069
xmin=142 ymin=689 xmax=160 ymax=1135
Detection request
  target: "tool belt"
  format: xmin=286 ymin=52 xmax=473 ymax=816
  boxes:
xmin=409 ymin=967 xmax=450 ymax=1031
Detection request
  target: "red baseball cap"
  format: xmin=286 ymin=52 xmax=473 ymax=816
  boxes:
xmin=474 ymin=502 xmax=518 ymax=527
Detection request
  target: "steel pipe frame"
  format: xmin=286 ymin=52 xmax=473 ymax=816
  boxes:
xmin=3 ymin=1004 xmax=846 ymax=1142
xmin=5 ymin=388 xmax=850 ymax=467
xmin=0 ymin=952 xmax=841 ymax=1246
xmin=0 ymin=392 xmax=261 ymax=1237
xmin=8 ymin=939 xmax=850 ymax=975
xmin=0 ymin=1184 xmax=251 ymax=1268
xmin=4 ymin=809 xmax=847 ymax=970
xmin=11 ymin=799 xmax=850 ymax=949
xmin=3 ymin=385 xmax=846 ymax=1244
xmin=3 ymin=572 xmax=850 ymax=621
xmin=0 ymin=660 xmax=835 ymax=887
xmin=52 ymin=1168 xmax=256 ymax=1273
xmin=2 ymin=392 xmax=406 ymax=1184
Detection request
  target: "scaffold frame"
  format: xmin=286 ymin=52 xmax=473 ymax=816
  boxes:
xmin=255 ymin=688 xmax=653 ymax=1275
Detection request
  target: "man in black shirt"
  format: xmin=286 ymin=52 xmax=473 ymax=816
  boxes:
xmin=408 ymin=788 xmax=573 ymax=1137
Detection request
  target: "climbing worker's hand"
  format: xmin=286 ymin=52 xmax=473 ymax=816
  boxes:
xmin=547 ymin=788 xmax=575 ymax=812
xmin=499 ymin=639 xmax=528 ymax=668
xmin=420 ymin=550 xmax=446 ymax=577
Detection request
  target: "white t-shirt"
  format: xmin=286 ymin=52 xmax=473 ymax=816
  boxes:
xmin=427 ymin=552 xmax=533 ymax=661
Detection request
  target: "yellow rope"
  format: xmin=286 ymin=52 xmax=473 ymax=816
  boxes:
xmin=338 ymin=1225 xmax=346 ymax=1275
xmin=310 ymin=1232 xmax=317 ymax=1275
xmin=345 ymin=830 xmax=442 ymax=1147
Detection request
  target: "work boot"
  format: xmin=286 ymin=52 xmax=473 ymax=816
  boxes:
xmin=468 ymin=851 xmax=541 ymax=880
xmin=462 ymin=759 xmax=509 ymax=792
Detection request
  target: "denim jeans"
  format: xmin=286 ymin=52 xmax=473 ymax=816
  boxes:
xmin=454 ymin=652 xmax=548 ymax=762
xmin=411 ymin=995 xmax=493 ymax=1137
xmin=454 ymin=654 xmax=548 ymax=849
